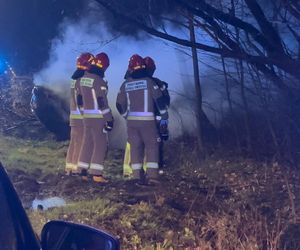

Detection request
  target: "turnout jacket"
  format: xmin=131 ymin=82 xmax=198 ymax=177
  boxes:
xmin=116 ymin=77 xmax=168 ymax=121
xmin=79 ymin=71 xmax=113 ymax=123
xmin=69 ymin=69 xmax=85 ymax=126
xmin=69 ymin=78 xmax=83 ymax=124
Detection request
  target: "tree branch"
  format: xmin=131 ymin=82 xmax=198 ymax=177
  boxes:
xmin=94 ymin=0 xmax=300 ymax=81
xmin=244 ymin=0 xmax=285 ymax=54
xmin=176 ymin=0 xmax=274 ymax=52
xmin=282 ymin=0 xmax=300 ymax=20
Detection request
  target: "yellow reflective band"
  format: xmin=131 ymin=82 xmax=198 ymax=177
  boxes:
xmin=66 ymin=163 xmax=77 ymax=170
xmin=123 ymin=142 xmax=132 ymax=176
xmin=91 ymin=60 xmax=103 ymax=68
xmin=133 ymin=65 xmax=146 ymax=70
xmin=65 ymin=162 xmax=73 ymax=169
xmin=77 ymin=65 xmax=88 ymax=70
xmin=127 ymin=116 xmax=155 ymax=121
xmin=83 ymin=114 xmax=104 ymax=118
xmin=70 ymin=114 xmax=83 ymax=119
xmin=96 ymin=63 xmax=103 ymax=68
xmin=71 ymin=164 xmax=78 ymax=171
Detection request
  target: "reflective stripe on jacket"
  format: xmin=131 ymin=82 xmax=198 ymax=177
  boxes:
xmin=79 ymin=72 xmax=112 ymax=121
xmin=116 ymin=77 xmax=168 ymax=121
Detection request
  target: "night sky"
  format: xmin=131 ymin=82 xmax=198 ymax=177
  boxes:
xmin=0 ymin=0 xmax=85 ymax=74
xmin=0 ymin=0 xmax=195 ymax=93
xmin=0 ymin=0 xmax=181 ymax=75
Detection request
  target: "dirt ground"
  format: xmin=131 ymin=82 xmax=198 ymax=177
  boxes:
xmin=3 ymin=136 xmax=300 ymax=249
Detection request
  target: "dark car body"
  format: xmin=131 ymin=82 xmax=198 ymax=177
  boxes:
xmin=30 ymin=86 xmax=70 ymax=141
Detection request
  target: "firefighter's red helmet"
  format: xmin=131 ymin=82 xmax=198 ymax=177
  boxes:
xmin=92 ymin=52 xmax=110 ymax=71
xmin=76 ymin=53 xmax=94 ymax=70
xmin=128 ymin=54 xmax=145 ymax=72
xmin=143 ymin=56 xmax=156 ymax=71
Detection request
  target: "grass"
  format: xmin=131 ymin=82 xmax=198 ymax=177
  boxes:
xmin=29 ymin=198 xmax=122 ymax=235
xmin=2 ymin=134 xmax=300 ymax=249
xmin=28 ymin=198 xmax=183 ymax=249
xmin=0 ymin=135 xmax=67 ymax=174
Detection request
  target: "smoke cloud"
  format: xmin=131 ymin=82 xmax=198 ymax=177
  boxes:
xmin=34 ymin=13 xmax=188 ymax=147
xmin=33 ymin=12 xmax=222 ymax=148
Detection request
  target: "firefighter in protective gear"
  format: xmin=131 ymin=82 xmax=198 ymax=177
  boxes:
xmin=65 ymin=52 xmax=94 ymax=175
xmin=122 ymin=56 xmax=171 ymax=177
xmin=144 ymin=56 xmax=170 ymax=173
xmin=117 ymin=54 xmax=168 ymax=183
xmin=77 ymin=52 xmax=113 ymax=183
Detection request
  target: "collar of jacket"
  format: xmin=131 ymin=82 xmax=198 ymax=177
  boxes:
xmin=71 ymin=69 xmax=85 ymax=80
xmin=88 ymin=66 xmax=105 ymax=78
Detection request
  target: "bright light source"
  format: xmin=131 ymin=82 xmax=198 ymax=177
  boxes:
xmin=0 ymin=59 xmax=5 ymax=75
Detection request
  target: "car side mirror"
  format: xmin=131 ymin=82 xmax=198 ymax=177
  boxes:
xmin=41 ymin=220 xmax=120 ymax=250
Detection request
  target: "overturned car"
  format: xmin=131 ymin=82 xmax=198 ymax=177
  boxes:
xmin=30 ymin=86 xmax=70 ymax=141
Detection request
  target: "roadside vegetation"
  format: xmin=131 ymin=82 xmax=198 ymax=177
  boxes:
xmin=1 ymin=1 xmax=300 ymax=248
xmin=1 ymin=134 xmax=300 ymax=249
xmin=0 ymin=135 xmax=66 ymax=174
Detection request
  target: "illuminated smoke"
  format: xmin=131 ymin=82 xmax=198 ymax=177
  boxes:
xmin=33 ymin=13 xmax=220 ymax=148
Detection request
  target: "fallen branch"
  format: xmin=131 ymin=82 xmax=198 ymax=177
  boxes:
xmin=4 ymin=118 xmax=36 ymax=132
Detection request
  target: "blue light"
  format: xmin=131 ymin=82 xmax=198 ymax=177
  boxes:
xmin=0 ymin=59 xmax=6 ymax=75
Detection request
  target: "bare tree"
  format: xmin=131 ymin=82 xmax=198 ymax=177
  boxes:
xmin=93 ymin=0 xmax=300 ymax=86
xmin=92 ymin=0 xmax=300 ymax=160
xmin=189 ymin=14 xmax=204 ymax=152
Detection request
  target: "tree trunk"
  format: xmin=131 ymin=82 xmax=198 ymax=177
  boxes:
xmin=189 ymin=15 xmax=204 ymax=153
xmin=249 ymin=65 xmax=280 ymax=156
xmin=237 ymin=59 xmax=252 ymax=152
xmin=220 ymin=56 xmax=241 ymax=152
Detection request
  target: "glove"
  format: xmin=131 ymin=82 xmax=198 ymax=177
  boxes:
xmin=159 ymin=119 xmax=169 ymax=141
xmin=103 ymin=120 xmax=114 ymax=133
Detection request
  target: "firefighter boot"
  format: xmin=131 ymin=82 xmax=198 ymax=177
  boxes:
xmin=80 ymin=169 xmax=89 ymax=181
xmin=92 ymin=175 xmax=109 ymax=184
xmin=70 ymin=164 xmax=80 ymax=176
xmin=132 ymin=169 xmax=147 ymax=186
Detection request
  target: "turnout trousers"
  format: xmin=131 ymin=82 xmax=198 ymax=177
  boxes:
xmin=127 ymin=120 xmax=160 ymax=180
xmin=66 ymin=119 xmax=83 ymax=174
xmin=78 ymin=118 xmax=107 ymax=176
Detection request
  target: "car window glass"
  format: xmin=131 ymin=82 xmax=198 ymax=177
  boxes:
xmin=0 ymin=182 xmax=17 ymax=250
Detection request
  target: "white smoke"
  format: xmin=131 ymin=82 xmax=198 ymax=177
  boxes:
xmin=33 ymin=13 xmax=222 ymax=147
xmin=34 ymin=17 xmax=109 ymax=93
xmin=33 ymin=17 xmax=128 ymax=147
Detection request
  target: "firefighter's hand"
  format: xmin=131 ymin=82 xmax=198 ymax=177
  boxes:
xmin=103 ymin=120 xmax=114 ymax=133
xmin=159 ymin=119 xmax=169 ymax=141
